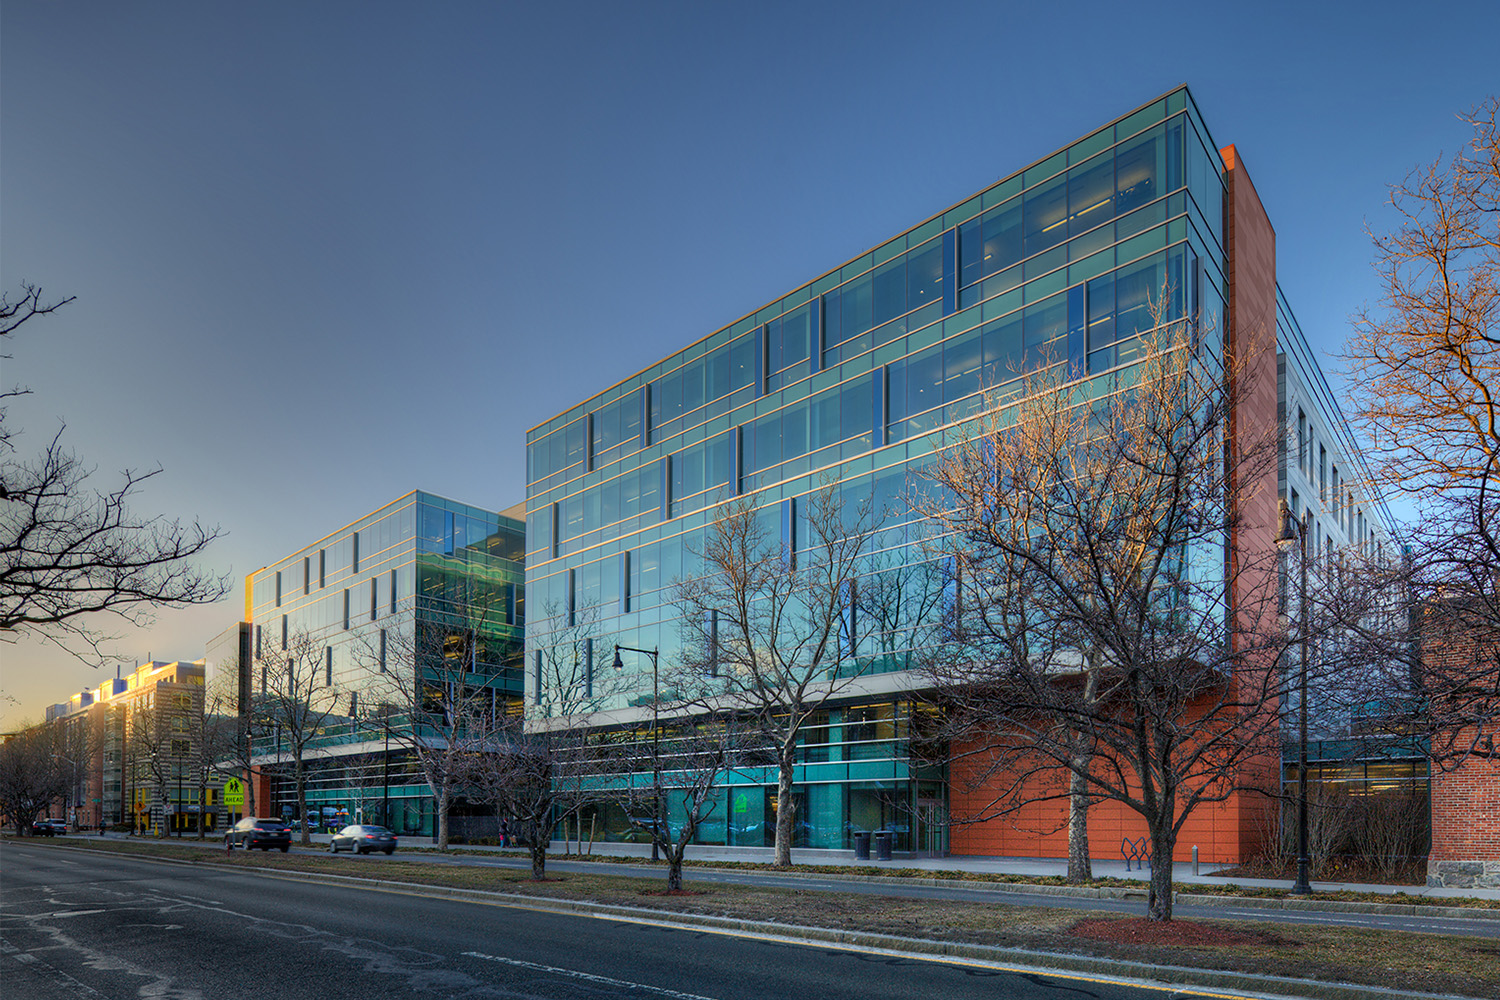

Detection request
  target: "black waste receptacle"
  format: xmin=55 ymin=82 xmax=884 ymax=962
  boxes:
xmin=852 ymin=831 xmax=871 ymax=861
xmin=873 ymin=830 xmax=893 ymax=861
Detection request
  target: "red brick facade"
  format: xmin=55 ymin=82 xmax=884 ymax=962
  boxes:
xmin=1426 ymin=609 xmax=1500 ymax=888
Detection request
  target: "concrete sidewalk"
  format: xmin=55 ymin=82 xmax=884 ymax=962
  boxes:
xmin=338 ymin=834 xmax=1500 ymax=902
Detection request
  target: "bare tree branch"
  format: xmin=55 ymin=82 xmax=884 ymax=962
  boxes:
xmin=0 ymin=285 xmax=228 ymax=660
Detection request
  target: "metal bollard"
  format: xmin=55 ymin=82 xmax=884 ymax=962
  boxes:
xmin=1193 ymin=845 xmax=1199 ymax=876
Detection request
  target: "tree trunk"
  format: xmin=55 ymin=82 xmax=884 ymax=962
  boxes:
xmin=530 ymin=841 xmax=546 ymax=880
xmin=436 ymin=786 xmax=450 ymax=849
xmin=667 ymin=851 xmax=684 ymax=892
xmin=294 ymin=758 xmax=310 ymax=846
xmin=1068 ymin=667 xmax=1096 ymax=882
xmin=1067 ymin=761 xmax=1091 ymax=882
xmin=1147 ymin=823 xmax=1176 ymax=921
xmin=774 ymin=762 xmax=795 ymax=868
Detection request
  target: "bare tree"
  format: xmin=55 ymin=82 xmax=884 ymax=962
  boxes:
xmin=360 ymin=583 xmax=517 ymax=849
xmin=250 ymin=629 xmax=345 ymax=846
xmin=466 ymin=600 xmax=616 ymax=879
xmin=674 ymin=482 xmax=875 ymax=867
xmin=1343 ymin=99 xmax=1500 ymax=787
xmin=922 ymin=319 xmax=1306 ymax=921
xmin=1347 ymin=97 xmax=1500 ymax=631
xmin=190 ymin=681 xmax=244 ymax=838
xmin=476 ymin=726 xmax=590 ymax=880
xmin=1 ymin=283 xmax=228 ymax=661
xmin=614 ymin=717 xmax=747 ymax=892
xmin=0 ymin=724 xmax=71 ymax=834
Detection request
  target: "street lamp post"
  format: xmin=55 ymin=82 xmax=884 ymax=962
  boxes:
xmin=382 ymin=719 xmax=391 ymax=831
xmin=612 ymin=644 xmax=660 ymax=862
xmin=360 ymin=710 xmax=393 ymax=831
xmin=1276 ymin=498 xmax=1314 ymax=896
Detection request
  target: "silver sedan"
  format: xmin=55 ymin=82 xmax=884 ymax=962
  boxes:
xmin=329 ymin=824 xmax=397 ymax=855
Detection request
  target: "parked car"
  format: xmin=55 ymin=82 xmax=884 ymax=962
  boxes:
xmin=329 ymin=824 xmax=397 ymax=855
xmin=30 ymin=818 xmax=68 ymax=836
xmin=224 ymin=817 xmax=291 ymax=852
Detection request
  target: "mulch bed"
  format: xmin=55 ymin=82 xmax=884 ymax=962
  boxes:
xmin=1070 ymin=917 xmax=1283 ymax=948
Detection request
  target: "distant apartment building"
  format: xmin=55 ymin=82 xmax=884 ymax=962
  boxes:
xmin=236 ymin=490 xmax=525 ymax=836
xmin=39 ymin=659 xmax=210 ymax=833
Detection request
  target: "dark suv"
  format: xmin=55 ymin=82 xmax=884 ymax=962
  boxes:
xmin=31 ymin=818 xmax=68 ymax=836
xmin=225 ymin=817 xmax=291 ymax=852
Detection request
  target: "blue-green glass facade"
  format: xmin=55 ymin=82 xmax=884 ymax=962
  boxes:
xmin=245 ymin=490 xmax=525 ymax=835
xmin=525 ymin=87 xmax=1395 ymax=855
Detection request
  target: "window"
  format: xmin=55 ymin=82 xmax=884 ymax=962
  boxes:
xmin=378 ymin=628 xmax=387 ymax=673
xmin=1296 ymin=408 xmax=1308 ymax=475
xmin=325 ymin=647 xmax=333 ymax=686
xmin=1319 ymin=446 xmax=1327 ymax=502
xmin=303 ymin=557 xmax=310 ymax=594
xmin=390 ymin=568 xmax=398 ymax=614
xmin=370 ymin=579 xmax=378 ymax=622
xmin=319 ymin=549 xmax=326 ymax=589
xmin=342 ymin=589 xmax=350 ymax=630
xmin=349 ymin=691 xmax=358 ymax=718
xmin=280 ymin=614 xmax=287 ymax=650
xmin=274 ymin=571 xmax=282 ymax=607
xmin=352 ymin=531 xmax=360 ymax=573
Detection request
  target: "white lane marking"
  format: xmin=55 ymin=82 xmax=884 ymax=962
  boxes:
xmin=463 ymin=951 xmax=722 ymax=1000
xmin=47 ymin=910 xmax=106 ymax=919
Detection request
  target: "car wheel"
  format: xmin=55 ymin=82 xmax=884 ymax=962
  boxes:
xmin=384 ymin=848 xmax=394 ymax=856
xmin=329 ymin=842 xmax=337 ymax=853
xmin=280 ymin=845 xmax=289 ymax=853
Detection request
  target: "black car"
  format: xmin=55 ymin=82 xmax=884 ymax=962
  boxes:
xmin=225 ymin=817 xmax=291 ymax=852
xmin=329 ymin=824 xmax=397 ymax=855
xmin=30 ymin=818 xmax=67 ymax=836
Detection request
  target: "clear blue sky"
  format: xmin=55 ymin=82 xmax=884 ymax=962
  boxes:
xmin=3 ymin=0 xmax=1496 ymax=723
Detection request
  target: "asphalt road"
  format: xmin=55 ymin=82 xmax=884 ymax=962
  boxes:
xmin=2 ymin=840 xmax=1247 ymax=1000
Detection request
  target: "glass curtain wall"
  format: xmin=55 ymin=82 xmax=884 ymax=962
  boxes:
xmin=526 ymin=88 xmax=1231 ymax=851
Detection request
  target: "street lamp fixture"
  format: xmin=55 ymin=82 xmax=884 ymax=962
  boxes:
xmin=1275 ymin=498 xmax=1314 ymax=896
xmin=612 ymin=644 xmax=661 ymax=862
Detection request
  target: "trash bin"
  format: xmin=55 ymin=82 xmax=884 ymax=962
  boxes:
xmin=873 ymin=830 xmax=893 ymax=861
xmin=852 ymin=831 xmax=871 ymax=861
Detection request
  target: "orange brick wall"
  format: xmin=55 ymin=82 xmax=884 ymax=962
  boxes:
xmin=948 ymin=712 xmax=1279 ymax=865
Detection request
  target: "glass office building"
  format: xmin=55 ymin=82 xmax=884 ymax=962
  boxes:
xmin=525 ymin=87 xmax=1396 ymax=858
xmin=242 ymin=490 xmax=525 ymax=836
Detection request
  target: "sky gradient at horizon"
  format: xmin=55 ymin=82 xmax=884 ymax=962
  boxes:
xmin=3 ymin=1 xmax=1496 ymax=723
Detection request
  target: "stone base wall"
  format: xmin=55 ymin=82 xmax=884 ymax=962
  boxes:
xmin=1427 ymin=859 xmax=1500 ymax=889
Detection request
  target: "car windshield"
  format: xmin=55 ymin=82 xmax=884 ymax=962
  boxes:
xmin=362 ymin=827 xmax=390 ymax=834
